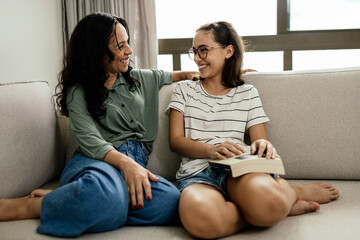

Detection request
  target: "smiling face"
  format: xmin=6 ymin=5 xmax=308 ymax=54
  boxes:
xmin=104 ymin=23 xmax=133 ymax=75
xmin=192 ymin=30 xmax=229 ymax=81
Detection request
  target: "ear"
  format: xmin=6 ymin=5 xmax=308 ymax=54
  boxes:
xmin=225 ymin=45 xmax=235 ymax=59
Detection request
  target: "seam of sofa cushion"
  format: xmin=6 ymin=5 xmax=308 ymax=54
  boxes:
xmin=0 ymin=80 xmax=49 ymax=87
xmin=243 ymin=67 xmax=360 ymax=77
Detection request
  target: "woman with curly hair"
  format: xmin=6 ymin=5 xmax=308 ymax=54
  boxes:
xmin=0 ymin=12 xmax=196 ymax=237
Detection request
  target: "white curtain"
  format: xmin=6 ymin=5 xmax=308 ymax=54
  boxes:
xmin=62 ymin=0 xmax=158 ymax=69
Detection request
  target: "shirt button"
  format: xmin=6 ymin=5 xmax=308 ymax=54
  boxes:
xmin=121 ymin=104 xmax=125 ymax=107
xmin=110 ymin=89 xmax=115 ymax=93
xmin=130 ymin=119 xmax=134 ymax=123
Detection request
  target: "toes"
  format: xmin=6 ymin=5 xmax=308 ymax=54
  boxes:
xmin=315 ymin=182 xmax=334 ymax=189
xmin=308 ymin=201 xmax=320 ymax=212
xmin=332 ymin=192 xmax=340 ymax=200
xmin=289 ymin=200 xmax=320 ymax=216
xmin=29 ymin=189 xmax=52 ymax=198
xmin=315 ymin=182 xmax=338 ymax=194
xmin=330 ymin=189 xmax=340 ymax=197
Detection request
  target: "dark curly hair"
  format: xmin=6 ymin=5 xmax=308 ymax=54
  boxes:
xmin=55 ymin=12 xmax=139 ymax=120
xmin=196 ymin=21 xmax=245 ymax=88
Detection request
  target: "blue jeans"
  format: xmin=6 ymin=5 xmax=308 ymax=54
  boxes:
xmin=37 ymin=141 xmax=180 ymax=237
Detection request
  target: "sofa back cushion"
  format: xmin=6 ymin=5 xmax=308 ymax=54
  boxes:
xmin=0 ymin=81 xmax=63 ymax=198
xmin=147 ymin=84 xmax=181 ymax=180
xmin=243 ymin=67 xmax=360 ymax=179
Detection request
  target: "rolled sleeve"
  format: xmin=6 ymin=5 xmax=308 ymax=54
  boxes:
xmin=167 ymin=81 xmax=187 ymax=115
xmin=246 ymin=87 xmax=270 ymax=130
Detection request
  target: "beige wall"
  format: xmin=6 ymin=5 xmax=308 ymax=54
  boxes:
xmin=0 ymin=0 xmax=63 ymax=91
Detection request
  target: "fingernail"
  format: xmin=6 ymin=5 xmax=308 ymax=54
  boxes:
xmin=132 ymin=205 xmax=137 ymax=210
xmin=147 ymin=196 xmax=151 ymax=201
xmin=138 ymin=204 xmax=143 ymax=209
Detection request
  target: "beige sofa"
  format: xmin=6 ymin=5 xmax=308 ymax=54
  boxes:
xmin=1 ymin=67 xmax=359 ymax=240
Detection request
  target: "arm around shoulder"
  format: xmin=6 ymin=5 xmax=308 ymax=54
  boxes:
xmin=171 ymin=71 xmax=200 ymax=82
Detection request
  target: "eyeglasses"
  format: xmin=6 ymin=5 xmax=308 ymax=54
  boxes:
xmin=187 ymin=46 xmax=223 ymax=60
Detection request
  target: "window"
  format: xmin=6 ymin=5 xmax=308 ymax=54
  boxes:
xmin=155 ymin=0 xmax=277 ymax=39
xmin=243 ymin=52 xmax=284 ymax=72
xmin=157 ymin=54 xmax=173 ymax=71
xmin=156 ymin=0 xmax=360 ymax=71
xmin=289 ymin=0 xmax=360 ymax=31
xmin=159 ymin=52 xmax=284 ymax=72
xmin=293 ymin=49 xmax=360 ymax=70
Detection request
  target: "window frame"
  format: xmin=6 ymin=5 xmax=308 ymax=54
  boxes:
xmin=158 ymin=0 xmax=360 ymax=71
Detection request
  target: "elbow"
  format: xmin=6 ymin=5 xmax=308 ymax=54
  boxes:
xmin=169 ymin=138 xmax=176 ymax=153
xmin=169 ymin=136 xmax=180 ymax=153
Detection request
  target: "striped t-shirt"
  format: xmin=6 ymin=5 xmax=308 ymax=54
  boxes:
xmin=167 ymin=80 xmax=269 ymax=180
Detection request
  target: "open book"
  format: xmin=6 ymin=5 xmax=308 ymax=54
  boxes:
xmin=208 ymin=147 xmax=285 ymax=178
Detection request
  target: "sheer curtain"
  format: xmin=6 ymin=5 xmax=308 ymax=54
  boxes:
xmin=62 ymin=0 xmax=158 ymax=69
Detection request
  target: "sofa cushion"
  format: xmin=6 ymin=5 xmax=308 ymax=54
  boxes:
xmin=0 ymin=81 xmax=63 ymax=198
xmin=147 ymin=84 xmax=181 ymax=180
xmin=0 ymin=180 xmax=358 ymax=240
xmin=243 ymin=67 xmax=360 ymax=179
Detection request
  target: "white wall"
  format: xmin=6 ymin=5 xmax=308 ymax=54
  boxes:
xmin=0 ymin=0 xmax=63 ymax=91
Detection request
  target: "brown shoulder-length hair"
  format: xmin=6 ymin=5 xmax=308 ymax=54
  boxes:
xmin=196 ymin=21 xmax=245 ymax=87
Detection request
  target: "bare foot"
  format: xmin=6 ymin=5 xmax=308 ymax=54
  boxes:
xmin=288 ymin=200 xmax=320 ymax=216
xmin=291 ymin=182 xmax=340 ymax=204
xmin=29 ymin=189 xmax=53 ymax=198
xmin=0 ymin=196 xmax=42 ymax=221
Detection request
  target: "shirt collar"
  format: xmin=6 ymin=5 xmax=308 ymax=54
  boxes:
xmin=105 ymin=74 xmax=129 ymax=90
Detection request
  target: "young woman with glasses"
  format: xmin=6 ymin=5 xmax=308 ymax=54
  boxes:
xmin=168 ymin=21 xmax=340 ymax=239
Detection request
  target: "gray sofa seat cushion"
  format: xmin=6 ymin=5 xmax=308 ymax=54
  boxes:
xmin=0 ymin=180 xmax=358 ymax=240
xmin=0 ymin=81 xmax=63 ymax=198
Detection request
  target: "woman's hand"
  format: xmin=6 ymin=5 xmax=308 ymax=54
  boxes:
xmin=104 ymin=150 xmax=159 ymax=210
xmin=172 ymin=71 xmax=200 ymax=82
xmin=241 ymin=69 xmax=257 ymax=74
xmin=120 ymin=156 xmax=159 ymax=210
xmin=185 ymin=72 xmax=201 ymax=81
xmin=250 ymin=139 xmax=278 ymax=159
xmin=208 ymin=141 xmax=246 ymax=160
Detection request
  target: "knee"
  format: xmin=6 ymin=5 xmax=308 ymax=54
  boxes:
xmin=179 ymin=190 xmax=226 ymax=238
xmin=79 ymin=173 xmax=128 ymax=227
xmin=147 ymin=179 xmax=180 ymax=225
xmin=164 ymin=181 xmax=181 ymax=203
xmin=153 ymin=177 xmax=180 ymax=204
xmin=240 ymin=179 xmax=289 ymax=227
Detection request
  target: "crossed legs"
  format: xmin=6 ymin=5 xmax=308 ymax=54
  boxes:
xmin=179 ymin=173 xmax=339 ymax=239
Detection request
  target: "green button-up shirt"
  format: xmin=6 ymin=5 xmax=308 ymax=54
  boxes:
xmin=67 ymin=69 xmax=172 ymax=160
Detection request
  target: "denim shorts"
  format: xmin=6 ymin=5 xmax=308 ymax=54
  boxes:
xmin=177 ymin=166 xmax=229 ymax=199
xmin=177 ymin=166 xmax=280 ymax=201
